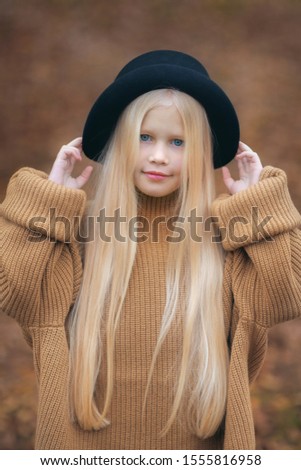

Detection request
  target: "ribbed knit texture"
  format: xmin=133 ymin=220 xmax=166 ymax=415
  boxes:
xmin=1 ymin=166 xmax=301 ymax=450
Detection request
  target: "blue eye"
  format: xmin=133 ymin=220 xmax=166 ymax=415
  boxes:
xmin=173 ymin=139 xmax=184 ymax=147
xmin=140 ymin=134 xmax=151 ymax=142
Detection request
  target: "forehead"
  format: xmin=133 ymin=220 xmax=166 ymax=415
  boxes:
xmin=141 ymin=104 xmax=184 ymax=133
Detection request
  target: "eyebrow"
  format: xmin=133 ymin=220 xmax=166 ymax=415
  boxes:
xmin=140 ymin=128 xmax=185 ymax=138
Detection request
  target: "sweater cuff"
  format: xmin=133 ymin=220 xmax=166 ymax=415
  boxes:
xmin=211 ymin=166 xmax=301 ymax=251
xmin=0 ymin=167 xmax=87 ymax=242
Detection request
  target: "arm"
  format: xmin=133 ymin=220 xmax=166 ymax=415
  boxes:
xmin=212 ymin=144 xmax=301 ymax=327
xmin=0 ymin=138 xmax=93 ymax=327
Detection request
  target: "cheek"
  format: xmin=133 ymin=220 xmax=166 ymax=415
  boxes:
xmin=134 ymin=149 xmax=144 ymax=171
xmin=174 ymin=152 xmax=185 ymax=174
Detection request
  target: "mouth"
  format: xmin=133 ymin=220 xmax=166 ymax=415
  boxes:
xmin=143 ymin=171 xmax=170 ymax=181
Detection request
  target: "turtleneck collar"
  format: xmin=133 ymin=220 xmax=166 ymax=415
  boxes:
xmin=136 ymin=188 xmax=180 ymax=221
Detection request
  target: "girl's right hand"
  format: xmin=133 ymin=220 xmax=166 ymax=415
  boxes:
xmin=48 ymin=137 xmax=94 ymax=189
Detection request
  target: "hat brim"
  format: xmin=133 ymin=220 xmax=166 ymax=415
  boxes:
xmin=82 ymin=64 xmax=240 ymax=169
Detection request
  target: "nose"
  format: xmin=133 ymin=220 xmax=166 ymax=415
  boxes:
xmin=148 ymin=142 xmax=168 ymax=165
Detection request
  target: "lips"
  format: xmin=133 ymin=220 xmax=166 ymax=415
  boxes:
xmin=144 ymin=171 xmax=169 ymax=176
xmin=143 ymin=171 xmax=170 ymax=181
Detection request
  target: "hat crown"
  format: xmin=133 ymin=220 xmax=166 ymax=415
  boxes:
xmin=115 ymin=50 xmax=210 ymax=81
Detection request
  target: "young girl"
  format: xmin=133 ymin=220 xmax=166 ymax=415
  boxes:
xmin=1 ymin=50 xmax=300 ymax=450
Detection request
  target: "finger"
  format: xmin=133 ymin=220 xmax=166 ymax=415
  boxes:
xmin=236 ymin=151 xmax=261 ymax=167
xmin=66 ymin=137 xmax=83 ymax=149
xmin=57 ymin=145 xmax=82 ymax=162
xmin=238 ymin=141 xmax=252 ymax=152
xmin=235 ymin=154 xmax=255 ymax=165
xmin=221 ymin=166 xmax=235 ymax=187
xmin=74 ymin=165 xmax=94 ymax=188
xmin=234 ymin=154 xmax=249 ymax=176
xmin=64 ymin=146 xmax=82 ymax=159
xmin=236 ymin=151 xmax=255 ymax=159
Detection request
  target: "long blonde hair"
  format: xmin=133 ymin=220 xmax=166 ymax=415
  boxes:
xmin=68 ymin=89 xmax=228 ymax=438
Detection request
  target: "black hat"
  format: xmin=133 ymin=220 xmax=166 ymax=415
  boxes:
xmin=82 ymin=50 xmax=240 ymax=169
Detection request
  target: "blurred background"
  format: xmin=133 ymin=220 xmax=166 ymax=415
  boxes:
xmin=0 ymin=0 xmax=301 ymax=449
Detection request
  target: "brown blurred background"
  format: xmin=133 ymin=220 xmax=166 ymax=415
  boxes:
xmin=0 ymin=0 xmax=300 ymax=450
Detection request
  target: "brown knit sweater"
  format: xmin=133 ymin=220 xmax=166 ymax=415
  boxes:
xmin=0 ymin=166 xmax=301 ymax=450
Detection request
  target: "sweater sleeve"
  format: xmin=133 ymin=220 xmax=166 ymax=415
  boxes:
xmin=0 ymin=167 xmax=86 ymax=327
xmin=211 ymin=166 xmax=301 ymax=327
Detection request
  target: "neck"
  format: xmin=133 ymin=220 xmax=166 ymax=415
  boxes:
xmin=136 ymin=188 xmax=180 ymax=219
xmin=135 ymin=189 xmax=180 ymax=243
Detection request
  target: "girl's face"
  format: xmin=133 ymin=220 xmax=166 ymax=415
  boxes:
xmin=134 ymin=104 xmax=185 ymax=197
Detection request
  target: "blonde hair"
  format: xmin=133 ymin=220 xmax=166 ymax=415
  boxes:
xmin=68 ymin=89 xmax=228 ymax=438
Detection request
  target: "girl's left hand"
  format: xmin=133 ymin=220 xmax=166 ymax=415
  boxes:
xmin=221 ymin=141 xmax=263 ymax=195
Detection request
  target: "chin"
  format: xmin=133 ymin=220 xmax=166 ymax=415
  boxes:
xmin=136 ymin=185 xmax=174 ymax=198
